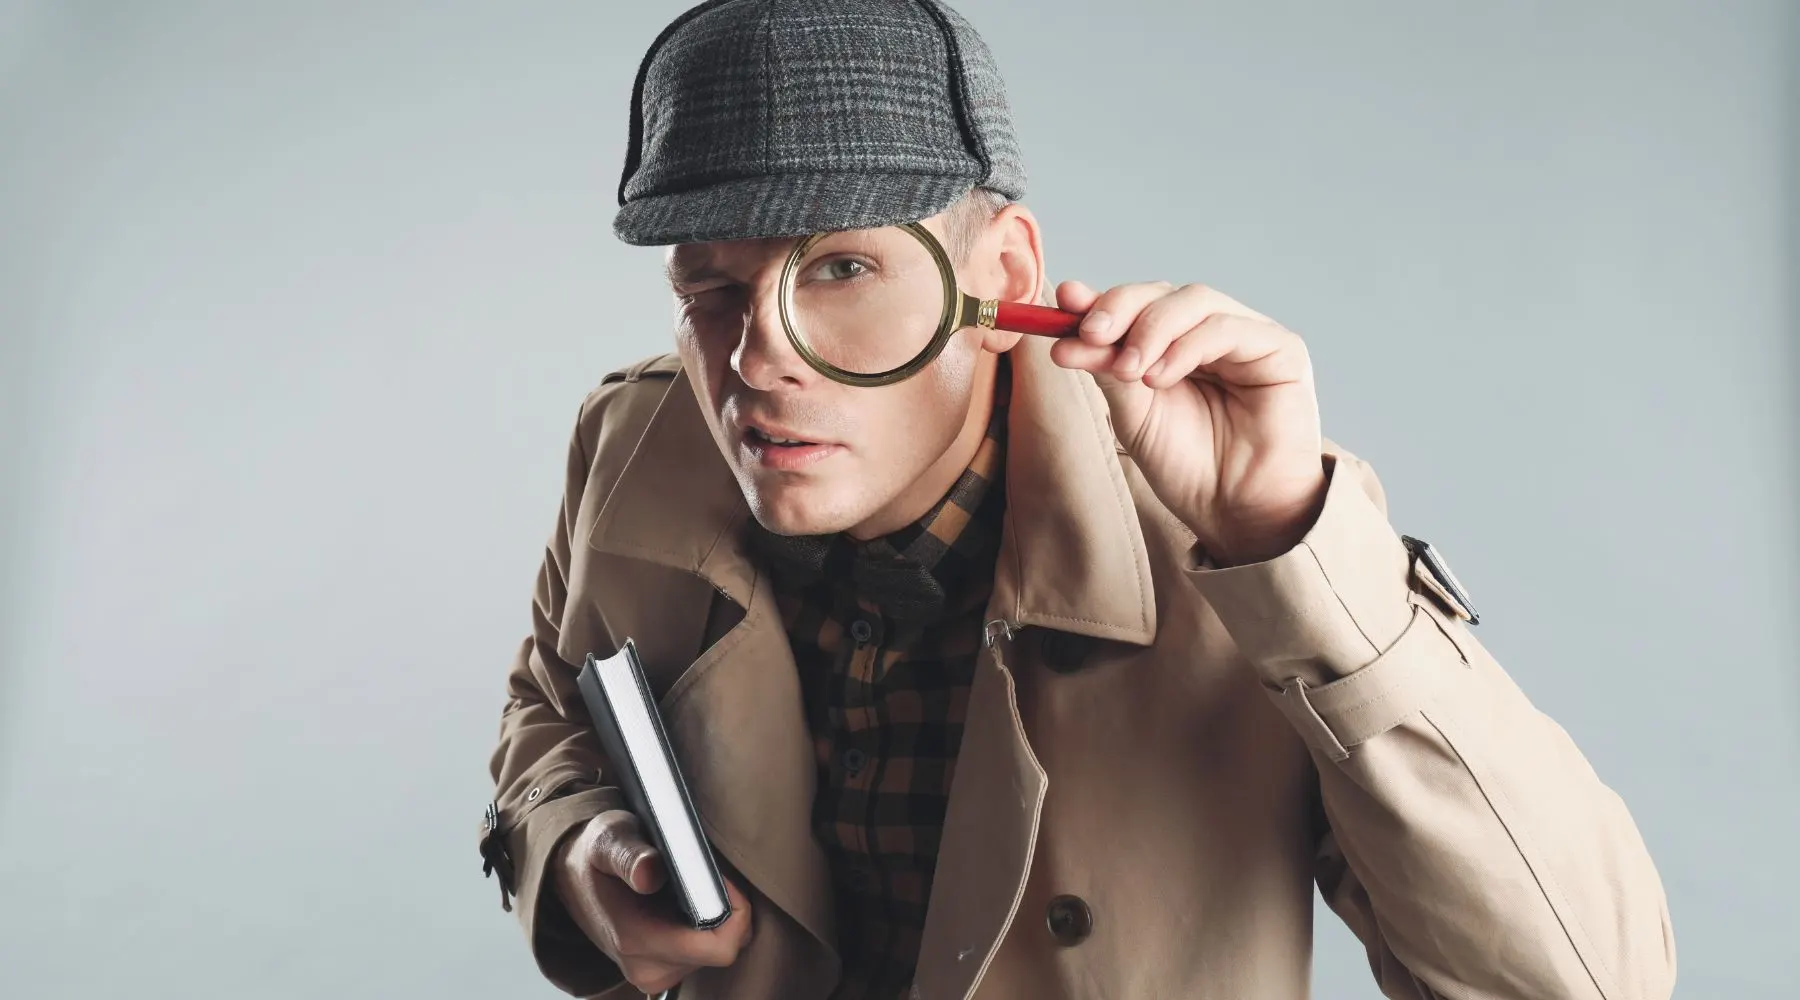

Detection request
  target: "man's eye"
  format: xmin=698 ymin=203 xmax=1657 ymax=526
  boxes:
xmin=810 ymin=258 xmax=869 ymax=282
xmin=678 ymin=285 xmax=735 ymax=305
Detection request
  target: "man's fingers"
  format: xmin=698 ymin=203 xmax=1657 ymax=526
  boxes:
xmin=1053 ymin=311 xmax=1309 ymax=395
xmin=649 ymin=877 xmax=755 ymax=970
xmin=716 ymin=877 xmax=756 ymax=952
xmin=1048 ymin=335 xmax=1123 ymax=374
xmin=625 ymin=853 xmax=668 ymax=895
xmin=552 ymin=814 xmax=757 ymax=988
xmin=1111 ymin=282 xmax=1217 ymax=380
xmin=616 ymin=956 xmax=694 ymax=996
xmin=586 ymin=810 xmax=666 ymax=894
xmin=1054 ymin=279 xmax=1100 ymax=315
xmin=1053 ymin=281 xmax=1284 ymax=380
xmin=616 ymin=886 xmax=754 ymax=971
xmin=1142 ymin=314 xmax=1309 ymax=390
xmin=1060 ymin=280 xmax=1175 ymax=349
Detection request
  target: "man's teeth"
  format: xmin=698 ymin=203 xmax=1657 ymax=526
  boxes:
xmin=756 ymin=429 xmax=810 ymax=445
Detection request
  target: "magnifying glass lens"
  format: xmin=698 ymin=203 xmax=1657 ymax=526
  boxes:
xmin=784 ymin=226 xmax=952 ymax=380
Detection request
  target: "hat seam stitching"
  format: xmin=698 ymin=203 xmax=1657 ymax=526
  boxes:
xmin=913 ymin=0 xmax=991 ymax=186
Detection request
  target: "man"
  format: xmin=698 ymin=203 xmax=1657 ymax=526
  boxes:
xmin=479 ymin=2 xmax=1676 ymax=998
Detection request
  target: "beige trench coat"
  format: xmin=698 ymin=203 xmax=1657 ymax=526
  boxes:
xmin=481 ymin=339 xmax=1675 ymax=1000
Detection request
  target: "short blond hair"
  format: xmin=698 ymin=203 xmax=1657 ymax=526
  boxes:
xmin=943 ymin=186 xmax=1013 ymax=262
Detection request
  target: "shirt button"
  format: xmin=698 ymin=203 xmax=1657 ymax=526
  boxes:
xmin=1046 ymin=895 xmax=1092 ymax=946
xmin=841 ymin=748 xmax=867 ymax=775
xmin=850 ymin=619 xmax=875 ymax=644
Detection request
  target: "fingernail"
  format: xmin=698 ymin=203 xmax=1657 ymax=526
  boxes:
xmin=1081 ymin=310 xmax=1112 ymax=338
xmin=1116 ymin=346 xmax=1142 ymax=374
xmin=1145 ymin=359 xmax=1167 ymax=381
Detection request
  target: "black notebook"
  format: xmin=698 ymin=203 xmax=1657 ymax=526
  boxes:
xmin=576 ymin=639 xmax=732 ymax=930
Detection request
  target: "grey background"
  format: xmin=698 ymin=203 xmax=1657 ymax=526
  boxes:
xmin=2 ymin=0 xmax=1794 ymax=996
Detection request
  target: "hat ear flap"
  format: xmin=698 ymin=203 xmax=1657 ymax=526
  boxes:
xmin=619 ymin=0 xmax=738 ymax=206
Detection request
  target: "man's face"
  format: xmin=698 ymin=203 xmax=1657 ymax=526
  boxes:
xmin=666 ymin=208 xmax=1031 ymax=540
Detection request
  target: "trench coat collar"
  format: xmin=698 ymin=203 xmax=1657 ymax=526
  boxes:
xmin=586 ymin=338 xmax=1159 ymax=647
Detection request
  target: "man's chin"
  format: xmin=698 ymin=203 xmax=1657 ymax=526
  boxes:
xmin=746 ymin=485 xmax=863 ymax=538
xmin=753 ymin=509 xmax=853 ymax=538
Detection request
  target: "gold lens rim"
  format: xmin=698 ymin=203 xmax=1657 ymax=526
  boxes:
xmin=777 ymin=221 xmax=970 ymax=389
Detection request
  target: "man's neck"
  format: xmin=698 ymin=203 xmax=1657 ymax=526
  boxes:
xmin=844 ymin=354 xmax=1002 ymax=542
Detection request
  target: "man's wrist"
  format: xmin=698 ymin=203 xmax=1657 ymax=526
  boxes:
xmin=1192 ymin=475 xmax=1330 ymax=568
xmin=1183 ymin=454 xmax=1416 ymax=688
xmin=547 ymin=815 xmax=589 ymax=889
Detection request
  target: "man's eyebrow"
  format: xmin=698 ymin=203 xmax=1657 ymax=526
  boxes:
xmin=663 ymin=258 xmax=726 ymax=287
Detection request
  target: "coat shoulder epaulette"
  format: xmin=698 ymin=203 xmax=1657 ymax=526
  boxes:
xmin=599 ymin=352 xmax=682 ymax=386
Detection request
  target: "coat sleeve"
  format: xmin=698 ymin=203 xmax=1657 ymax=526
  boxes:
xmin=478 ymin=387 xmax=633 ymax=998
xmin=1184 ymin=452 xmax=1676 ymax=1000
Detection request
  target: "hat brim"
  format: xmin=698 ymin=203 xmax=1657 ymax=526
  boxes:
xmin=612 ymin=170 xmax=978 ymax=246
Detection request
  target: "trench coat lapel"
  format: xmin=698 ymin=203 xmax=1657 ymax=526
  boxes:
xmin=990 ymin=338 xmax=1159 ymax=645
xmin=913 ymin=338 xmax=1160 ymax=997
xmin=584 ymin=369 xmax=838 ymax=962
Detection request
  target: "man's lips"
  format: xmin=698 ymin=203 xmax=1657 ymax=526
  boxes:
xmin=745 ymin=425 xmax=820 ymax=447
xmin=740 ymin=424 xmax=841 ymax=470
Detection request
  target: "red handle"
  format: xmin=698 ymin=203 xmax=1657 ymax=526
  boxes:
xmin=994 ymin=301 xmax=1085 ymax=338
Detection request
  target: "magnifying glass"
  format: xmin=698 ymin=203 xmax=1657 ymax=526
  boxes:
xmin=777 ymin=221 xmax=1085 ymax=388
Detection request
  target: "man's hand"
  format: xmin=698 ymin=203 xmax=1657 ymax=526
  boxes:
xmin=1047 ymin=280 xmax=1328 ymax=566
xmin=551 ymin=809 xmax=754 ymax=995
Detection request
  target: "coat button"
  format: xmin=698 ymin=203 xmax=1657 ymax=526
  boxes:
xmin=1045 ymin=895 xmax=1092 ymax=946
xmin=1039 ymin=631 xmax=1092 ymax=674
xmin=850 ymin=619 xmax=875 ymax=645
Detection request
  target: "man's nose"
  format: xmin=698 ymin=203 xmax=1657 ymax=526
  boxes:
xmin=732 ymin=285 xmax=817 ymax=392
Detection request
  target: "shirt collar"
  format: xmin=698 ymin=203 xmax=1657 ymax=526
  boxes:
xmin=746 ymin=360 xmax=1011 ymax=620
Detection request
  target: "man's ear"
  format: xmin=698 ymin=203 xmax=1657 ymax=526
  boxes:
xmin=979 ymin=327 xmax=1026 ymax=354
xmin=992 ymin=201 xmax=1045 ymax=306
xmin=973 ymin=201 xmax=1043 ymax=354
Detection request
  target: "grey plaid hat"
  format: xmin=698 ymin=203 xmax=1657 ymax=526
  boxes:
xmin=613 ymin=0 xmax=1027 ymax=246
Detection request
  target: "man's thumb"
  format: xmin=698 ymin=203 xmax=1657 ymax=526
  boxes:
xmin=591 ymin=811 xmax=666 ymax=894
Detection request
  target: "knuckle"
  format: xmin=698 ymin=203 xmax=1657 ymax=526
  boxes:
xmin=594 ymin=815 xmax=647 ymax=871
xmin=1133 ymin=298 xmax=1186 ymax=337
xmin=585 ymin=813 xmax=621 ymax=853
xmin=604 ymin=837 xmax=637 ymax=872
xmin=1131 ymin=281 xmax=1176 ymax=307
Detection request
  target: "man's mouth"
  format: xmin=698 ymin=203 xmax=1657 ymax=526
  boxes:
xmin=747 ymin=427 xmax=817 ymax=447
xmin=741 ymin=424 xmax=840 ymax=470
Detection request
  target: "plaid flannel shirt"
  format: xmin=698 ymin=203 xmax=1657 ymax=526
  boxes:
xmin=750 ymin=368 xmax=1010 ymax=1000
